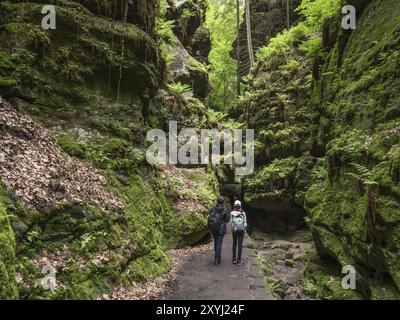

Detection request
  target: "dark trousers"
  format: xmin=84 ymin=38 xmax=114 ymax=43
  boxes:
xmin=232 ymin=230 xmax=245 ymax=262
xmin=212 ymin=234 xmax=224 ymax=263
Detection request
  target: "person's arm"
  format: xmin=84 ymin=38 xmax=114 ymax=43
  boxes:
xmin=243 ymin=212 xmax=248 ymax=229
xmin=225 ymin=209 xmax=230 ymax=223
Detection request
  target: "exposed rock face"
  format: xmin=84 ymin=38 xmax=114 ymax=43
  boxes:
xmin=74 ymin=0 xmax=158 ymax=34
xmin=246 ymin=199 xmax=306 ymax=234
xmin=233 ymin=0 xmax=311 ymax=235
xmin=305 ymin=0 xmax=400 ymax=299
xmin=0 ymin=0 xmax=163 ymax=116
xmin=191 ymin=26 xmax=212 ymax=64
xmin=167 ymin=37 xmax=210 ymax=98
xmin=236 ymin=0 xmax=400 ymax=299
xmin=164 ymin=0 xmax=211 ymax=99
xmin=166 ymin=0 xmax=203 ymax=47
xmin=232 ymin=0 xmax=302 ymax=76
xmin=0 ymin=0 xmax=218 ymax=300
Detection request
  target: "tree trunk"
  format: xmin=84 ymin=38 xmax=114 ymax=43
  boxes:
xmin=245 ymin=0 xmax=255 ymax=70
xmin=286 ymin=0 xmax=290 ymax=29
xmin=236 ymin=0 xmax=241 ymax=96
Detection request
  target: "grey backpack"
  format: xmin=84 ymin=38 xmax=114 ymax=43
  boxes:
xmin=232 ymin=212 xmax=246 ymax=231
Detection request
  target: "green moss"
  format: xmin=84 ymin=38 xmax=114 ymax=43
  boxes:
xmin=160 ymin=168 xmax=218 ymax=248
xmin=303 ymin=256 xmax=364 ymax=300
xmin=165 ymin=212 xmax=208 ymax=248
xmin=58 ymin=134 xmax=85 ymax=159
xmin=0 ymin=0 xmax=221 ymax=301
xmin=299 ymin=0 xmax=400 ymax=298
xmin=389 ymin=145 xmax=400 ymax=182
xmin=107 ymin=172 xmax=172 ymax=281
xmin=0 ymin=0 xmax=163 ymax=130
xmin=66 ymin=277 xmax=112 ymax=300
xmin=370 ymin=281 xmax=400 ymax=300
xmin=186 ymin=56 xmax=207 ymax=73
xmin=0 ymin=199 xmax=18 ymax=299
xmin=0 ymin=77 xmax=17 ymax=87
xmin=101 ymin=138 xmax=129 ymax=154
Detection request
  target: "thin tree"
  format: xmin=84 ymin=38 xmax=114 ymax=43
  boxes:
xmin=117 ymin=0 xmax=129 ymax=100
xmin=286 ymin=0 xmax=290 ymax=29
xmin=236 ymin=0 xmax=241 ymax=96
xmin=245 ymin=0 xmax=255 ymax=70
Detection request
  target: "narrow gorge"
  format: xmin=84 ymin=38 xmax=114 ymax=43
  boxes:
xmin=0 ymin=0 xmax=399 ymax=300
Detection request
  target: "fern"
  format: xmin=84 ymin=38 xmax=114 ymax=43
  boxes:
xmin=345 ymin=163 xmax=377 ymax=195
xmin=167 ymin=82 xmax=193 ymax=98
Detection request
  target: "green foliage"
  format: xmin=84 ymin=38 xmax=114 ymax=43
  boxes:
xmin=107 ymin=172 xmax=172 ymax=281
xmin=247 ymin=157 xmax=298 ymax=192
xmin=297 ymin=0 xmax=341 ymax=27
xmin=326 ymin=130 xmax=368 ymax=183
xmin=58 ymin=134 xmax=85 ymax=159
xmin=93 ymin=116 xmax=133 ymax=139
xmin=303 ymin=255 xmax=364 ymax=300
xmin=0 ymin=200 xmax=18 ymax=299
xmin=155 ymin=0 xmax=175 ymax=65
xmin=51 ymin=47 xmax=93 ymax=82
xmin=167 ymin=82 xmax=193 ymax=99
xmin=81 ymin=138 xmax=144 ymax=171
xmin=257 ymin=0 xmax=341 ymax=61
xmin=205 ymin=0 xmax=241 ymax=110
xmin=389 ymin=145 xmax=400 ymax=182
xmin=304 ymin=0 xmax=400 ymax=298
xmin=0 ymin=0 xmax=222 ymax=301
xmin=345 ymin=163 xmax=377 ymax=195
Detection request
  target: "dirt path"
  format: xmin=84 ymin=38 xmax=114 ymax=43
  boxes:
xmin=110 ymin=229 xmax=314 ymax=300
xmin=162 ymin=233 xmax=271 ymax=300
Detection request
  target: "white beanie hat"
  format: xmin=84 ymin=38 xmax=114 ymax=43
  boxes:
xmin=234 ymin=200 xmax=241 ymax=207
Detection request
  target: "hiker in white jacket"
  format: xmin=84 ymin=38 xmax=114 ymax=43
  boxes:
xmin=230 ymin=200 xmax=247 ymax=266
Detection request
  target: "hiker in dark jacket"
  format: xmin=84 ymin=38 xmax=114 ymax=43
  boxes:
xmin=208 ymin=195 xmax=230 ymax=265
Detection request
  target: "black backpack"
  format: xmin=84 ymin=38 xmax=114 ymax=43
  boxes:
xmin=208 ymin=207 xmax=222 ymax=233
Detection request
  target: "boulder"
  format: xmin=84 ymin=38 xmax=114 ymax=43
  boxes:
xmin=167 ymin=38 xmax=210 ymax=98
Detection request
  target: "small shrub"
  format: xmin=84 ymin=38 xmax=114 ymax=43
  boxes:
xmin=58 ymin=134 xmax=85 ymax=159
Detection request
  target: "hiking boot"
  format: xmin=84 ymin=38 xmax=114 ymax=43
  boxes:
xmin=232 ymin=259 xmax=237 ymax=264
xmin=237 ymin=261 xmax=242 ymax=266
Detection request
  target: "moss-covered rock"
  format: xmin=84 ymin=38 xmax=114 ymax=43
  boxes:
xmin=160 ymin=166 xmax=219 ymax=248
xmin=0 ymin=0 xmax=163 ymax=132
xmin=0 ymin=0 xmax=217 ymax=301
xmin=303 ymin=255 xmax=364 ymax=300
xmin=236 ymin=0 xmax=400 ymax=299
xmin=166 ymin=0 xmax=203 ymax=48
xmin=58 ymin=133 xmax=85 ymax=158
xmin=167 ymin=37 xmax=210 ymax=99
xmin=304 ymin=0 xmax=400 ymax=298
xmin=0 ymin=199 xmax=18 ymax=299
